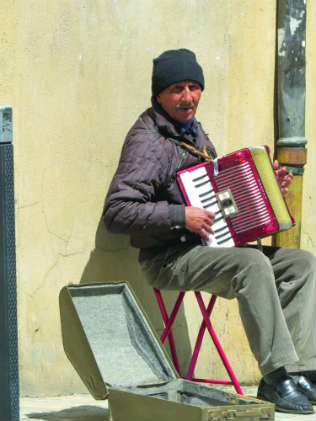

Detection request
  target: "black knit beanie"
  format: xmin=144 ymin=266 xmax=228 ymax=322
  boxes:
xmin=152 ymin=48 xmax=205 ymax=97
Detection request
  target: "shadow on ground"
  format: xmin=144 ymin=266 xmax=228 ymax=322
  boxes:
xmin=27 ymin=405 xmax=109 ymax=421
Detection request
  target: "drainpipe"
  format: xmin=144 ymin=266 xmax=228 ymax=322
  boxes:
xmin=274 ymin=0 xmax=307 ymax=248
xmin=0 ymin=106 xmax=19 ymax=421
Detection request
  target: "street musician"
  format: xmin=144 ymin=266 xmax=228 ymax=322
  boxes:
xmin=103 ymin=48 xmax=316 ymax=414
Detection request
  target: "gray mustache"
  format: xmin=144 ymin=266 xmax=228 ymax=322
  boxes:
xmin=176 ymin=102 xmax=194 ymax=109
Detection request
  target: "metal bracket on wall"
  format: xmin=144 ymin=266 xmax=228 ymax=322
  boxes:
xmin=0 ymin=106 xmax=13 ymax=144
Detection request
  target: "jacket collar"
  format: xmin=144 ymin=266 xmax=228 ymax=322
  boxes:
xmin=150 ymin=98 xmax=199 ymax=145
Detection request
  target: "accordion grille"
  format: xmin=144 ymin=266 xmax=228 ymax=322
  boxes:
xmin=216 ymin=162 xmax=271 ymax=234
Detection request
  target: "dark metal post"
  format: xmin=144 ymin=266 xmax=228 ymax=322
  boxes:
xmin=275 ymin=0 xmax=307 ymax=248
xmin=0 ymin=106 xmax=19 ymax=421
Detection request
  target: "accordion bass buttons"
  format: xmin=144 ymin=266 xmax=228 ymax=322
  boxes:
xmin=217 ymin=189 xmax=238 ymax=218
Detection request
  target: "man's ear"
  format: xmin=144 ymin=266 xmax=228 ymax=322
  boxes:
xmin=156 ymin=95 xmax=162 ymax=105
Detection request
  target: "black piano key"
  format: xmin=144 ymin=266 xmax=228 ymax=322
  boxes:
xmin=194 ymin=179 xmax=210 ymax=188
xmin=214 ymin=225 xmax=228 ymax=234
xmin=199 ymin=189 xmax=214 ymax=198
xmin=215 ymin=230 xmax=231 ymax=240
xmin=217 ymin=237 xmax=232 ymax=245
xmin=203 ymin=203 xmax=221 ymax=211
xmin=213 ymin=215 xmax=224 ymax=223
xmin=192 ymin=174 xmax=208 ymax=182
xmin=201 ymin=198 xmax=217 ymax=206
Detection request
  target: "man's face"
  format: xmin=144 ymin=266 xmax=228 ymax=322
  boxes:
xmin=156 ymin=80 xmax=202 ymax=124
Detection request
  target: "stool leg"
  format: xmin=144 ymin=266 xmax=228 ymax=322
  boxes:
xmin=153 ymin=289 xmax=184 ymax=375
xmin=194 ymin=292 xmax=243 ymax=395
xmin=186 ymin=294 xmax=217 ymax=380
xmin=160 ymin=292 xmax=185 ymax=344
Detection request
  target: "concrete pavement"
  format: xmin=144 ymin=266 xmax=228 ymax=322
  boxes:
xmin=19 ymin=387 xmax=316 ymax=421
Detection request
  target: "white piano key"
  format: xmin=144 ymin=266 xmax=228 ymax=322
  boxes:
xmin=205 ymin=232 xmax=235 ymax=248
xmin=191 ymin=167 xmax=209 ymax=180
xmin=179 ymin=169 xmax=236 ymax=248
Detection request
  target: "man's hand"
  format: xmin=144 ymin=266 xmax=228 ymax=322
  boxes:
xmin=185 ymin=206 xmax=215 ymax=241
xmin=273 ymin=160 xmax=293 ymax=195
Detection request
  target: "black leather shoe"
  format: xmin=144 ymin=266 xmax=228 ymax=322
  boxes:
xmin=257 ymin=377 xmax=314 ymax=414
xmin=290 ymin=374 xmax=316 ymax=404
xmin=303 ymin=370 xmax=316 ymax=385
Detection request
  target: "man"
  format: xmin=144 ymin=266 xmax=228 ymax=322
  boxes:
xmin=103 ymin=48 xmax=316 ymax=414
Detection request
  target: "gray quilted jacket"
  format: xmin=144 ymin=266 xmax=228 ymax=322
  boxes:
xmin=103 ymin=101 xmax=217 ymax=258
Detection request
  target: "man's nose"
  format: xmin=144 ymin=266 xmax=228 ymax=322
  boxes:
xmin=182 ymin=87 xmax=192 ymax=103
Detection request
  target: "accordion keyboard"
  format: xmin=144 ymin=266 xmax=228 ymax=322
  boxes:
xmin=179 ymin=167 xmax=235 ymax=247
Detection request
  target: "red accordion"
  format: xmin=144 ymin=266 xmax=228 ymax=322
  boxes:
xmin=177 ymin=146 xmax=294 ymax=247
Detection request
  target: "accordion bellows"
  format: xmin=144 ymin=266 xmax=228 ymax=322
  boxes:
xmin=177 ymin=146 xmax=294 ymax=247
xmin=250 ymin=147 xmax=292 ymax=230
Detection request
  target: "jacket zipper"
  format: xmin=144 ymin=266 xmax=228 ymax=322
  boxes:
xmin=167 ymin=149 xmax=188 ymax=187
xmin=177 ymin=149 xmax=188 ymax=172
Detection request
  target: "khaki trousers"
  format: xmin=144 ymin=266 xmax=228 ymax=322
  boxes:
xmin=140 ymin=244 xmax=316 ymax=376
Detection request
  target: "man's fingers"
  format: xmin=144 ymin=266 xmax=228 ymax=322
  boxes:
xmin=204 ymin=210 xmax=215 ymax=219
xmin=200 ymin=227 xmax=213 ymax=241
xmin=185 ymin=206 xmax=216 ymax=238
xmin=206 ymin=212 xmax=215 ymax=225
xmin=273 ymin=160 xmax=293 ymax=194
xmin=273 ymin=159 xmax=279 ymax=170
xmin=202 ymin=223 xmax=214 ymax=234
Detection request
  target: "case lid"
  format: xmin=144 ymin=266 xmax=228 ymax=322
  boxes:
xmin=59 ymin=282 xmax=178 ymax=399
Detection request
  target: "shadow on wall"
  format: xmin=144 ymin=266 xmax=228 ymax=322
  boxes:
xmin=80 ymin=218 xmax=193 ymax=376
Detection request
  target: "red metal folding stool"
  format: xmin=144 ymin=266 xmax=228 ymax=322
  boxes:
xmin=153 ymin=288 xmax=243 ymax=395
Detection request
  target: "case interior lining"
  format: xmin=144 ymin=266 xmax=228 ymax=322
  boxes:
xmin=70 ymin=283 xmax=177 ymax=388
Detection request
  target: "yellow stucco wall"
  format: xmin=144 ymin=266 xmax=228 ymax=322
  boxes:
xmin=0 ymin=0 xmax=315 ymax=396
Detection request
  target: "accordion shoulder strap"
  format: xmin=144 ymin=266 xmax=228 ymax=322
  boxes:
xmin=178 ymin=141 xmax=213 ymax=162
xmin=133 ymin=128 xmax=214 ymax=162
